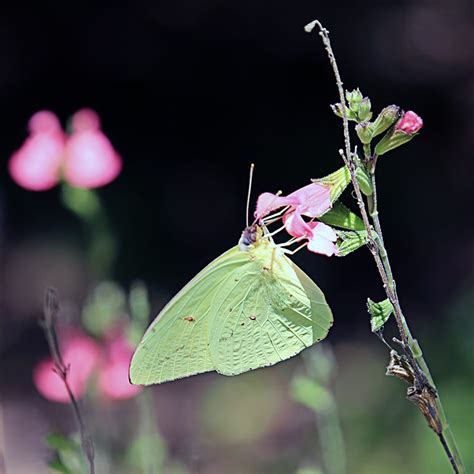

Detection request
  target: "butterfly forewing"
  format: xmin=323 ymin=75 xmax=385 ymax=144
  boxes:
xmin=129 ymin=247 xmax=250 ymax=385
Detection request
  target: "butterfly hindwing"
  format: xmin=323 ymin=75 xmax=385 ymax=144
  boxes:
xmin=208 ymin=245 xmax=333 ymax=376
xmin=129 ymin=246 xmax=250 ymax=385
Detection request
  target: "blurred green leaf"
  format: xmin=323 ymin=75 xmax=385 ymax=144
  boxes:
xmin=296 ymin=468 xmax=323 ymax=474
xmin=367 ymin=298 xmax=393 ymax=332
xmin=129 ymin=281 xmax=150 ymax=323
xmin=48 ymin=459 xmax=72 ymax=474
xmin=82 ymin=281 xmax=126 ymax=337
xmin=125 ymin=433 xmax=166 ymax=472
xmin=336 ymin=230 xmax=368 ymax=256
xmin=45 ymin=433 xmax=80 ymax=453
xmin=320 ymin=202 xmax=365 ymax=231
xmin=291 ymin=375 xmax=333 ymax=413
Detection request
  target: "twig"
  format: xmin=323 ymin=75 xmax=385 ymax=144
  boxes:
xmin=305 ymin=19 xmax=465 ymax=473
xmin=41 ymin=288 xmax=95 ymax=474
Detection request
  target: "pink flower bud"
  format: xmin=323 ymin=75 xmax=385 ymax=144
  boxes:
xmin=395 ymin=111 xmax=423 ymax=134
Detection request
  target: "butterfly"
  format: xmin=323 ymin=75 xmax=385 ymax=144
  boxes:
xmin=129 ymin=222 xmax=333 ymax=385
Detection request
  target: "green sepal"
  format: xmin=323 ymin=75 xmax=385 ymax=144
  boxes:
xmin=367 ymin=298 xmax=394 ymax=332
xmin=336 ymin=230 xmax=368 ymax=257
xmin=372 ymin=105 xmax=400 ymax=137
xmin=319 ymin=202 xmax=364 ymax=231
xmin=291 ymin=375 xmax=333 ymax=413
xmin=355 ymin=167 xmax=373 ymax=196
xmin=374 ymin=129 xmax=419 ymax=156
xmin=313 ymin=166 xmax=351 ymax=203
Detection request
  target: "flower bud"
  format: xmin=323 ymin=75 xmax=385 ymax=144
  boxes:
xmin=346 ymin=88 xmax=363 ymax=110
xmin=355 ymin=122 xmax=374 ymax=144
xmin=330 ymin=103 xmax=357 ymax=121
xmin=395 ymin=110 xmax=423 ymax=134
xmin=374 ymin=110 xmax=423 ymax=156
xmin=372 ymin=105 xmax=400 ymax=137
xmin=357 ymin=97 xmax=372 ymax=121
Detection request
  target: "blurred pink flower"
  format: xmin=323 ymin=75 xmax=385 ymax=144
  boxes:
xmin=33 ymin=332 xmax=100 ymax=403
xmin=33 ymin=327 xmax=141 ymax=403
xmin=395 ymin=110 xmax=423 ymax=134
xmin=9 ymin=109 xmax=121 ymax=191
xmin=8 ymin=111 xmax=65 ymax=191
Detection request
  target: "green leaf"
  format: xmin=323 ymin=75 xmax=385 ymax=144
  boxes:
xmin=313 ymin=166 xmax=351 ymax=203
xmin=367 ymin=298 xmax=394 ymax=332
xmin=320 ymin=202 xmax=365 ymax=231
xmin=48 ymin=459 xmax=72 ymax=474
xmin=336 ymin=230 xmax=368 ymax=256
xmin=291 ymin=375 xmax=333 ymax=413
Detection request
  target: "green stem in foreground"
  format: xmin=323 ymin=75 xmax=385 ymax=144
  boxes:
xmin=306 ymin=19 xmax=465 ymax=474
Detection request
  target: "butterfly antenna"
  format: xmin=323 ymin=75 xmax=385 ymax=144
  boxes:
xmin=246 ymin=163 xmax=255 ymax=227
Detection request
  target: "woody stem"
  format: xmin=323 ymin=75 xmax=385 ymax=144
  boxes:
xmin=309 ymin=19 xmax=466 ymax=474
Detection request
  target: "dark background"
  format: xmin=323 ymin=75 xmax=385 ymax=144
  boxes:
xmin=0 ymin=1 xmax=473 ymax=473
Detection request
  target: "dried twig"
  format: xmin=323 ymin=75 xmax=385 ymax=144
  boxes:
xmin=40 ymin=288 xmax=95 ymax=474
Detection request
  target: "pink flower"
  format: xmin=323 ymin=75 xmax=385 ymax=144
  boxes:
xmin=395 ymin=111 xmax=423 ymax=134
xmin=33 ymin=327 xmax=142 ymax=403
xmin=33 ymin=332 xmax=100 ymax=403
xmin=8 ymin=111 xmax=65 ymax=191
xmin=255 ymin=182 xmax=331 ymax=220
xmin=9 ymin=109 xmax=122 ymax=191
xmin=284 ymin=211 xmax=338 ymax=257
xmin=255 ymin=182 xmax=337 ymax=257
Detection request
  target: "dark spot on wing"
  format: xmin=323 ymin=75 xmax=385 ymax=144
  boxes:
xmin=240 ymin=322 xmax=245 ymax=326
xmin=183 ymin=316 xmax=195 ymax=322
xmin=229 ymin=308 xmax=233 ymax=312
xmin=249 ymin=315 xmax=256 ymax=321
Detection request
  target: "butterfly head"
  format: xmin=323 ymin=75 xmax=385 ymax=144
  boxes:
xmin=239 ymin=224 xmax=263 ymax=251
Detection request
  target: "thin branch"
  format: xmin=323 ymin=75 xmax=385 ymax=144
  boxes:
xmin=41 ymin=288 xmax=95 ymax=474
xmin=305 ymin=19 xmax=466 ymax=473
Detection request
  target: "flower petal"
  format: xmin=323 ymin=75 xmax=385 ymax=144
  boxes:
xmin=307 ymin=222 xmax=338 ymax=257
xmin=63 ymin=130 xmax=122 ymax=188
xmin=255 ymin=192 xmax=298 ymax=219
xmin=287 ymin=183 xmax=332 ymax=218
xmin=283 ymin=211 xmax=313 ymax=238
xmin=8 ymin=133 xmax=65 ymax=191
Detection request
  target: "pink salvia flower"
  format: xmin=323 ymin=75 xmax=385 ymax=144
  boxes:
xmin=8 ymin=111 xmax=65 ymax=191
xmin=33 ymin=332 xmax=100 ymax=403
xmin=395 ymin=110 xmax=423 ymax=134
xmin=9 ymin=108 xmax=122 ymax=191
